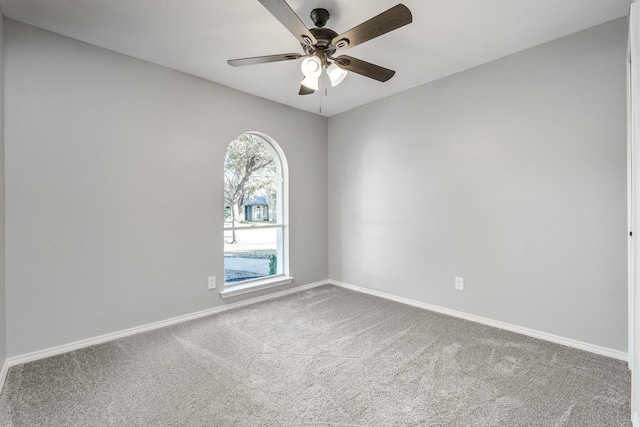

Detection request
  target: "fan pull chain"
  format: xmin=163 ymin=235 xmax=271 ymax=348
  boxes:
xmin=319 ymin=64 xmax=325 ymax=114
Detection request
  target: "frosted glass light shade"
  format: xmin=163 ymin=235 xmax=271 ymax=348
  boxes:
xmin=327 ymin=63 xmax=347 ymax=87
xmin=301 ymin=76 xmax=319 ymax=91
xmin=301 ymin=57 xmax=322 ymax=78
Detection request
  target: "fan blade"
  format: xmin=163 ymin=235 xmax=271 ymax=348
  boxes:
xmin=258 ymin=0 xmax=317 ymax=46
xmin=334 ymin=55 xmax=395 ymax=82
xmin=331 ymin=4 xmax=412 ymax=50
xmin=228 ymin=53 xmax=302 ymax=67
xmin=299 ymin=85 xmax=315 ymax=95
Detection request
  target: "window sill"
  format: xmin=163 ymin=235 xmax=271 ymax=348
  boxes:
xmin=220 ymin=275 xmax=294 ymax=299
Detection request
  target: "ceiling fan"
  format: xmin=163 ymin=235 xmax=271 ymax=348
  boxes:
xmin=228 ymin=0 xmax=413 ymax=95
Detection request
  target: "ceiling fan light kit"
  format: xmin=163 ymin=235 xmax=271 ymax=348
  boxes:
xmin=228 ymin=0 xmax=413 ymax=95
xmin=327 ymin=63 xmax=348 ymax=87
xmin=301 ymin=76 xmax=320 ymax=91
xmin=301 ymin=56 xmax=322 ymax=78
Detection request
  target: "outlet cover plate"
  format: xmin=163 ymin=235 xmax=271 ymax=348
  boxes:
xmin=208 ymin=276 xmax=216 ymax=290
xmin=455 ymin=277 xmax=464 ymax=291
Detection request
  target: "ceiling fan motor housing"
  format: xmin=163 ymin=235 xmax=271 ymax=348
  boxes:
xmin=303 ymin=27 xmax=338 ymax=60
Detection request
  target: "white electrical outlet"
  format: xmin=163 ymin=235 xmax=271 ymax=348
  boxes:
xmin=208 ymin=276 xmax=216 ymax=290
xmin=455 ymin=277 xmax=464 ymax=291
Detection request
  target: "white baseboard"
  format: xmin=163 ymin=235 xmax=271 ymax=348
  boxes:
xmin=0 ymin=358 xmax=8 ymax=393
xmin=5 ymin=278 xmax=628 ymax=369
xmin=6 ymin=280 xmax=328 ymax=368
xmin=327 ymin=280 xmax=629 ymax=362
xmin=633 ymin=411 xmax=639 ymax=427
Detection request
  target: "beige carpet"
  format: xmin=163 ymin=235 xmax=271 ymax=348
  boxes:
xmin=0 ymin=285 xmax=631 ymax=426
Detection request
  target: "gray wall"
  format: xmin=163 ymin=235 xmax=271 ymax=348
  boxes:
xmin=0 ymin=13 xmax=6 ymax=365
xmin=4 ymin=20 xmax=328 ymax=357
xmin=328 ymin=18 xmax=628 ymax=351
xmin=1 ymin=16 xmax=629 ymax=357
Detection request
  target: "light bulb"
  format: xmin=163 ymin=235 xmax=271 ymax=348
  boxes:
xmin=327 ymin=63 xmax=347 ymax=87
xmin=301 ymin=57 xmax=322 ymax=78
xmin=301 ymin=76 xmax=319 ymax=91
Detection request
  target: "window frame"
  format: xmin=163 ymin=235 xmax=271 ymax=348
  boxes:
xmin=221 ymin=132 xmax=292 ymax=298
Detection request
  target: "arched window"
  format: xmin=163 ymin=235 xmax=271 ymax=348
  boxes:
xmin=222 ymin=132 xmax=290 ymax=297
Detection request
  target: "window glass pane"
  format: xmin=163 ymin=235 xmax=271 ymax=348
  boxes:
xmin=224 ymin=227 xmax=281 ymax=284
xmin=223 ymin=132 xmax=286 ymax=287
xmin=224 ymin=135 xmax=280 ymax=228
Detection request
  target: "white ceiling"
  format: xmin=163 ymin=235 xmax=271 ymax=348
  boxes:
xmin=0 ymin=0 xmax=630 ymax=117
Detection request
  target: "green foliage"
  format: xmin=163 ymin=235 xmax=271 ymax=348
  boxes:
xmin=268 ymin=254 xmax=277 ymax=276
